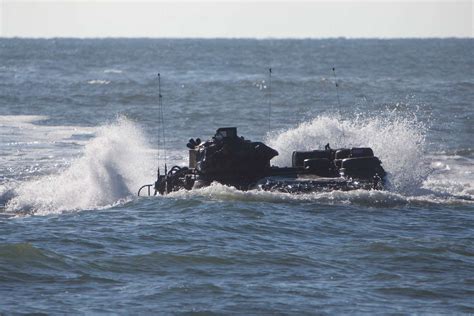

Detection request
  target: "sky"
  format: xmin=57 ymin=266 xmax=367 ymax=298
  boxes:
xmin=1 ymin=0 xmax=472 ymax=38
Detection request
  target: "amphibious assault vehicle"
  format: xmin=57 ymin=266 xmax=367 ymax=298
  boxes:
xmin=138 ymin=127 xmax=386 ymax=196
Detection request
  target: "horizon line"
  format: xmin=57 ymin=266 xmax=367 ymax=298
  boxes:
xmin=1 ymin=36 xmax=472 ymax=40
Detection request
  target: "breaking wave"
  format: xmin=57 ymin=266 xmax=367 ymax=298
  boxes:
xmin=103 ymin=69 xmax=123 ymax=74
xmin=2 ymin=117 xmax=155 ymax=215
xmin=88 ymin=80 xmax=111 ymax=85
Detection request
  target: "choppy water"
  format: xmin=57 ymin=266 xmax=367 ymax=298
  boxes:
xmin=0 ymin=38 xmax=473 ymax=314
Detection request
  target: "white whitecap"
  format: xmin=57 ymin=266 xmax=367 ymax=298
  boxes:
xmin=87 ymin=80 xmax=111 ymax=85
xmin=103 ymin=69 xmax=123 ymax=74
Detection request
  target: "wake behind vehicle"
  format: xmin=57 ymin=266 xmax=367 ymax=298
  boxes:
xmin=138 ymin=127 xmax=386 ymax=196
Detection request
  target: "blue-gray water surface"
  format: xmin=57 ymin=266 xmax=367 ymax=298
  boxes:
xmin=0 ymin=38 xmax=473 ymax=314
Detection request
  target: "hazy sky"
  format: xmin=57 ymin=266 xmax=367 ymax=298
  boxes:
xmin=1 ymin=0 xmax=472 ymax=38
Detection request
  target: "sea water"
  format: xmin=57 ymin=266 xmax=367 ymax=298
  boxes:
xmin=0 ymin=38 xmax=473 ymax=313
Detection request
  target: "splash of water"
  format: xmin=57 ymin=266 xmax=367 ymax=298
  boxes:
xmin=266 ymin=113 xmax=428 ymax=193
xmin=4 ymin=117 xmax=155 ymax=215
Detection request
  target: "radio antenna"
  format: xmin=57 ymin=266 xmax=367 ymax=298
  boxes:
xmin=157 ymin=73 xmax=167 ymax=175
xmin=332 ymin=67 xmax=346 ymax=143
xmin=268 ymin=67 xmax=272 ymax=134
xmin=332 ymin=67 xmax=341 ymax=109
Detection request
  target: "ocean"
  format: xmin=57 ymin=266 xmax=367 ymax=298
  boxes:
xmin=0 ymin=38 xmax=473 ymax=314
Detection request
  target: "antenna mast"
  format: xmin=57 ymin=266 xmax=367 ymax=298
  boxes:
xmin=268 ymin=67 xmax=272 ymax=134
xmin=332 ymin=67 xmax=346 ymax=143
xmin=332 ymin=67 xmax=341 ymax=109
xmin=157 ymin=73 xmax=167 ymax=176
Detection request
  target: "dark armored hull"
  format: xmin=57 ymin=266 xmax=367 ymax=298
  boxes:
xmin=256 ymin=174 xmax=382 ymax=193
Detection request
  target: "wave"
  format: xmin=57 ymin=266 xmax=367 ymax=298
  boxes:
xmin=0 ymin=242 xmax=62 ymax=263
xmin=87 ymin=80 xmax=111 ymax=85
xmin=103 ymin=69 xmax=123 ymax=74
xmin=422 ymin=154 xmax=473 ymax=201
xmin=2 ymin=117 xmax=155 ymax=215
xmin=0 ymin=115 xmax=48 ymax=126
xmin=436 ymin=148 xmax=474 ymax=158
xmin=169 ymin=182 xmax=472 ymax=208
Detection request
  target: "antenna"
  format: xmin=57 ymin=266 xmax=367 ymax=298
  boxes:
xmin=157 ymin=73 xmax=167 ymax=174
xmin=332 ymin=67 xmax=346 ymax=143
xmin=332 ymin=67 xmax=341 ymax=109
xmin=268 ymin=67 xmax=272 ymax=133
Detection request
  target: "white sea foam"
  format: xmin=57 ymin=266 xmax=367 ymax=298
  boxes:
xmin=168 ymin=181 xmax=471 ymax=208
xmin=103 ymin=69 xmax=123 ymax=74
xmin=266 ymin=113 xmax=428 ymax=194
xmin=422 ymin=153 xmax=473 ymax=200
xmin=0 ymin=115 xmax=95 ymax=145
xmin=0 ymin=115 xmax=48 ymax=126
xmin=88 ymin=80 xmax=111 ymax=85
xmin=3 ymin=117 xmax=155 ymax=215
